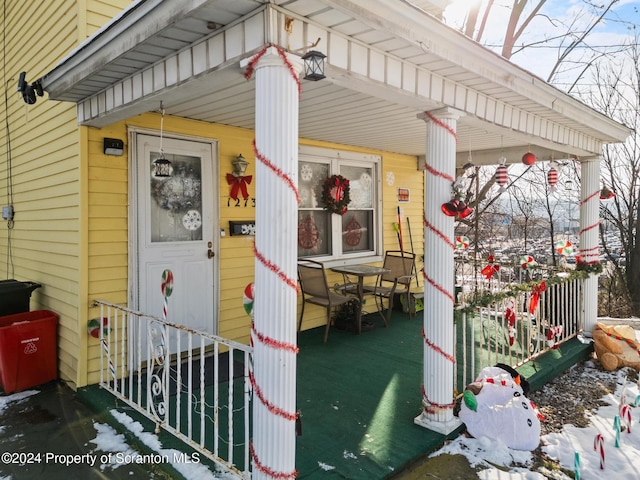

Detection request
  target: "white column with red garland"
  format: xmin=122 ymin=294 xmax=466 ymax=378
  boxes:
xmin=415 ymin=108 xmax=463 ymax=434
xmin=246 ymin=46 xmax=302 ymax=480
xmin=579 ymin=156 xmax=601 ymax=333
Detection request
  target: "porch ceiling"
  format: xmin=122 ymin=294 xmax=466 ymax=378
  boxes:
xmin=37 ymin=0 xmax=630 ymax=166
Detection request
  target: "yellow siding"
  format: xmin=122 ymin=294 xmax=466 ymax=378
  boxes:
xmin=0 ymin=0 xmax=84 ymax=387
xmin=83 ymin=113 xmax=424 ymax=385
xmin=86 ymin=1 xmax=132 ymax=36
xmin=0 ymin=0 xmax=134 ymax=388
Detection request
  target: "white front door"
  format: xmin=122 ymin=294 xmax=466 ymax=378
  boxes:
xmin=133 ymin=133 xmax=217 ymax=335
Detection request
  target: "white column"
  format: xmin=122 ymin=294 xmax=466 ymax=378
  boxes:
xmin=579 ymin=156 xmax=601 ymax=333
xmin=251 ymin=46 xmax=302 ymax=480
xmin=414 ymin=108 xmax=462 ymax=434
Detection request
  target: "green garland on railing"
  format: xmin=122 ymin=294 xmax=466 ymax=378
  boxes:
xmin=457 ymin=269 xmax=591 ymax=315
xmin=575 ymin=261 xmax=604 ymax=275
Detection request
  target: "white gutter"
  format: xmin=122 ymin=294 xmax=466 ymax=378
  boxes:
xmin=39 ymin=0 xmax=214 ymax=99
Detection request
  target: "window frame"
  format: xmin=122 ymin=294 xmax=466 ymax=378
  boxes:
xmin=298 ymin=146 xmax=383 ymax=266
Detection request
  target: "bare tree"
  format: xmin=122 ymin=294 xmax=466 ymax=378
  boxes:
xmin=454 ymin=0 xmax=628 ymax=85
xmin=581 ymin=42 xmax=640 ymax=315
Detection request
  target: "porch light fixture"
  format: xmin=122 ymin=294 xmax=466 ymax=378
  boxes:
xmin=232 ymin=154 xmax=249 ymax=176
xmin=152 ymin=101 xmax=173 ymax=177
xmin=302 ymin=50 xmax=326 ymax=81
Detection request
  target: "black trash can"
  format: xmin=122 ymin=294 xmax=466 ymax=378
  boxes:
xmin=0 ymin=280 xmax=41 ymax=316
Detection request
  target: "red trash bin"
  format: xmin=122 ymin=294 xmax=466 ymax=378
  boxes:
xmin=0 ymin=310 xmax=58 ymax=393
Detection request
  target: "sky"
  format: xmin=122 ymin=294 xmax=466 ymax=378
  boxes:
xmin=442 ymin=0 xmax=639 ymax=91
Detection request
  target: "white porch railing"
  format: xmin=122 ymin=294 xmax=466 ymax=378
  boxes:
xmin=455 ymin=275 xmax=585 ymax=391
xmin=94 ymin=300 xmax=253 ymax=479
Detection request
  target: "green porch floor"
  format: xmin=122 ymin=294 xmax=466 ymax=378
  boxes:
xmin=78 ymin=309 xmax=593 ymax=479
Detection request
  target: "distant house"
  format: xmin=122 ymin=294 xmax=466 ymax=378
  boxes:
xmin=2 ymin=0 xmax=629 ymax=477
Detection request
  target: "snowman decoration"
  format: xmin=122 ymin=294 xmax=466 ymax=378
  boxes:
xmin=458 ymin=365 xmax=543 ymax=451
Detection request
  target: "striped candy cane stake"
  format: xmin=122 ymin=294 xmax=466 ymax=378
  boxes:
xmin=594 ymin=433 xmax=605 ymax=469
xmin=574 ymin=451 xmax=580 ymax=480
xmin=621 ymin=404 xmax=632 ymax=434
xmin=161 ymin=269 xmax=174 ymax=321
xmin=614 ymin=415 xmax=621 ymax=447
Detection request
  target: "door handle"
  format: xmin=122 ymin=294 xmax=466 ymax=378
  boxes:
xmin=208 ymin=249 xmax=215 ymax=259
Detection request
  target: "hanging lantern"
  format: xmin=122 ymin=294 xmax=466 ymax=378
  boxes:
xmin=547 ymin=164 xmax=558 ymax=192
xmin=522 ymin=152 xmax=536 ymax=166
xmin=153 ymin=155 xmax=173 ymax=177
xmin=495 ymin=164 xmax=508 ymax=192
xmin=301 ymin=50 xmax=326 ymax=81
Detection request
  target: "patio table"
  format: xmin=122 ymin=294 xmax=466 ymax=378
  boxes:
xmin=330 ymin=264 xmax=390 ymax=333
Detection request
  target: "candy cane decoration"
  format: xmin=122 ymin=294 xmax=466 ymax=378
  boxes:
xmin=574 ymin=451 xmax=581 ymax=480
xmin=546 ymin=325 xmax=563 ymax=349
xmin=614 ymin=415 xmax=621 ymax=447
xmin=594 ymin=433 xmax=605 ymax=469
xmin=621 ymin=404 xmax=632 ymax=433
xmin=505 ymin=300 xmax=516 ymax=346
xmin=161 ymin=269 xmax=173 ymax=321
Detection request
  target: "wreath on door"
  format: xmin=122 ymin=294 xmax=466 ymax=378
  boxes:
xmin=321 ymin=175 xmax=351 ymax=215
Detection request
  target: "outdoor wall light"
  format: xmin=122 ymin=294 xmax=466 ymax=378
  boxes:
xmin=17 ymin=72 xmax=43 ymax=105
xmin=302 ymin=50 xmax=326 ymax=81
xmin=103 ymin=138 xmax=124 ymax=156
xmin=232 ymin=154 xmax=249 ymax=176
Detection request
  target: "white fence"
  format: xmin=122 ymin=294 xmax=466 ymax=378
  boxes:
xmin=455 ymin=275 xmax=584 ymax=390
xmin=94 ymin=300 xmax=253 ymax=478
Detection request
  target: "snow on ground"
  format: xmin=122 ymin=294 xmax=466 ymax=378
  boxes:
xmin=108 ymin=409 xmax=237 ymax=480
xmin=0 ymin=390 xmax=38 ymax=416
xmin=429 ymin=325 xmax=640 ymax=479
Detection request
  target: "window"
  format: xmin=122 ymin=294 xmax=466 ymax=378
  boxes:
xmin=298 ymin=147 xmax=381 ymax=260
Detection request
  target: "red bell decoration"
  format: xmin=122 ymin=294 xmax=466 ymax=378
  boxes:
xmin=456 ymin=203 xmax=473 ymax=219
xmin=441 ymin=200 xmax=459 ymax=217
xmin=522 ymin=152 xmax=536 ymax=166
xmin=547 ymin=164 xmax=558 ymax=192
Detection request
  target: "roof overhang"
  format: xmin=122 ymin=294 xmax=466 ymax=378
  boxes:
xmin=37 ymin=0 xmax=631 ymax=164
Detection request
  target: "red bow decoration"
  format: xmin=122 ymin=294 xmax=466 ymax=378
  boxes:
xmin=505 ymin=305 xmax=516 ymax=346
xmin=227 ymin=173 xmax=252 ymax=200
xmin=481 ymin=255 xmax=500 ymax=280
xmin=528 ymin=281 xmax=546 ymax=315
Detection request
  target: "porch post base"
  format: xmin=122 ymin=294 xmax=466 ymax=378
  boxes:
xmin=413 ymin=413 xmax=462 ymax=435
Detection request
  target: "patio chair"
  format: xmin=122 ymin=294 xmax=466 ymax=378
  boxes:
xmin=298 ymin=259 xmax=360 ymax=343
xmin=362 ymin=250 xmax=417 ymax=326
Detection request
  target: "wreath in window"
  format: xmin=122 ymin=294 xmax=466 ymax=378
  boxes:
xmin=321 ymin=175 xmax=351 ymax=215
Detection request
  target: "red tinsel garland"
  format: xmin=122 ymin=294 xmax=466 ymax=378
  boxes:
xmin=423 ymin=111 xmax=458 ymax=141
xmin=424 ymin=163 xmax=455 ymax=183
xmin=251 ymin=322 xmax=299 ymax=354
xmin=244 ymin=44 xmax=302 ymax=99
xmin=420 ymin=385 xmax=456 ymax=413
xmin=250 ymin=441 xmax=298 ymax=480
xmin=423 ymin=271 xmax=455 ymax=303
xmin=249 ymin=370 xmax=298 ymax=422
xmin=423 ymin=215 xmax=455 ymax=249
xmin=421 ymin=327 xmax=456 ymax=364
xmin=253 ymin=242 xmax=298 ymax=291
xmin=253 ymin=140 xmax=300 ymax=205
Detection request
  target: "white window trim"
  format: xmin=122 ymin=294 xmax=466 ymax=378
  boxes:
xmin=298 ymin=145 xmax=383 ymax=267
